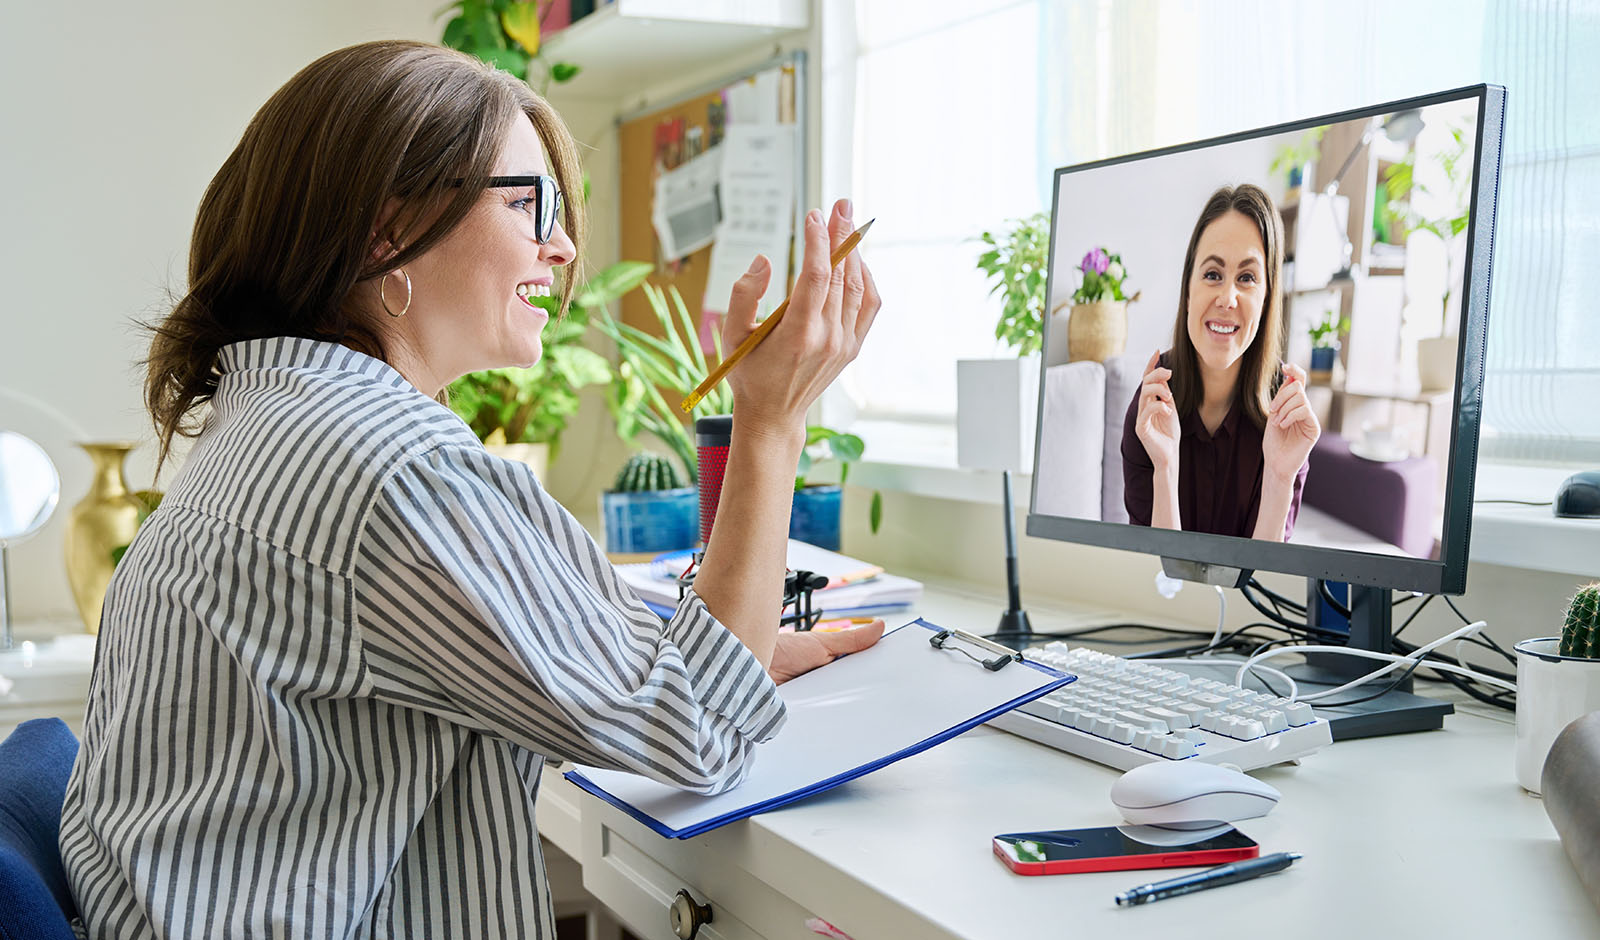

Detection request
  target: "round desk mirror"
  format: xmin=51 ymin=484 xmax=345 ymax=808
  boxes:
xmin=0 ymin=430 xmax=60 ymax=648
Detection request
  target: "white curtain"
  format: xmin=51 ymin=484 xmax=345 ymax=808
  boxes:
xmin=830 ymin=0 xmax=1599 ymax=464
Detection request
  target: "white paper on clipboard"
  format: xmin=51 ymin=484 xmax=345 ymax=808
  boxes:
xmin=565 ymin=620 xmax=1072 ymax=839
xmin=702 ymin=124 xmax=796 ymax=323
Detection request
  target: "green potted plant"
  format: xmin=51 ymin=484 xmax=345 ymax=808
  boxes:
xmin=603 ymin=452 xmax=698 ymax=552
xmin=439 ymin=0 xmax=581 ymax=95
xmin=448 ymin=261 xmax=652 ymax=475
xmin=959 ymin=213 xmax=1052 ymax=471
xmin=594 ymin=282 xmax=881 ymax=550
xmin=1514 ymin=584 xmax=1600 ymax=793
xmin=1307 ymin=308 xmax=1350 ymax=376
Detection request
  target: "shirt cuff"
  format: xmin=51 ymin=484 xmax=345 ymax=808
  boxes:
xmin=665 ymin=588 xmax=788 ymax=743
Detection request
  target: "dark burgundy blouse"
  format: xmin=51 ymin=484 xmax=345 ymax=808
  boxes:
xmin=1120 ymin=359 xmax=1309 ymax=540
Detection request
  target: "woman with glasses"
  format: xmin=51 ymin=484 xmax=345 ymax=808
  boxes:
xmin=59 ymin=40 xmax=882 ymax=939
xmin=1121 ymin=184 xmax=1319 ymax=541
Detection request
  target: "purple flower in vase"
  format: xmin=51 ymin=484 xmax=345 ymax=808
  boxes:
xmin=1080 ymin=248 xmax=1109 ymax=275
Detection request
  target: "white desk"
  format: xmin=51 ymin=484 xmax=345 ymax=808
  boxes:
xmin=538 ymin=583 xmax=1599 ymax=940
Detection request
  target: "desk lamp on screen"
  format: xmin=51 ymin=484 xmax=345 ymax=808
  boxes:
xmin=1027 ymin=85 xmax=1504 ymax=739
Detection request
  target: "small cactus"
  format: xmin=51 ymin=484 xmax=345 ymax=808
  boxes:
xmin=612 ymin=453 xmax=685 ymax=493
xmin=1560 ymin=583 xmax=1600 ymax=659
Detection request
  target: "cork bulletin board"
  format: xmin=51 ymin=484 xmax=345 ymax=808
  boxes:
xmin=614 ymin=53 xmax=804 ymax=339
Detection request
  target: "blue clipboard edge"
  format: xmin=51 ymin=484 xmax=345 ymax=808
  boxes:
xmin=563 ymin=618 xmax=1076 ymax=839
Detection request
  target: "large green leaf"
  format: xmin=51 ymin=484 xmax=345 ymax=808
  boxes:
xmin=577 ymin=261 xmax=654 ymax=308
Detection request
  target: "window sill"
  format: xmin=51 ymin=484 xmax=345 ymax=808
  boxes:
xmin=852 ymin=419 xmax=1597 ymax=577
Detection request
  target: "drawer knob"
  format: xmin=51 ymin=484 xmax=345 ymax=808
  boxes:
xmin=669 ymin=888 xmax=714 ymax=939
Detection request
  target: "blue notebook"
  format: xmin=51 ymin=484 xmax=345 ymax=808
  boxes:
xmin=564 ymin=619 xmax=1073 ymax=840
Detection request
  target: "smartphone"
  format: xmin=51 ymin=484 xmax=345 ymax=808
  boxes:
xmin=992 ymin=823 xmax=1258 ymax=875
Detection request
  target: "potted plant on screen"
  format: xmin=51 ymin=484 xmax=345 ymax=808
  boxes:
xmin=1307 ymin=308 xmax=1350 ymax=378
xmin=1056 ymin=246 xmax=1138 ymax=365
xmin=961 ymin=213 xmax=1049 ymax=472
xmin=448 ymin=262 xmax=652 ymax=477
xmin=595 ymin=282 xmax=880 ymax=551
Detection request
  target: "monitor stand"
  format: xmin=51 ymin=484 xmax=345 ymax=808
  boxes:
xmin=1290 ymin=581 xmax=1453 ymax=741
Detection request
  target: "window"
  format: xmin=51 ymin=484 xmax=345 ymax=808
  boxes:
xmin=826 ymin=0 xmax=1600 ymax=467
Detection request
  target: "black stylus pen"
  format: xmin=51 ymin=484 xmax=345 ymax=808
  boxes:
xmin=1115 ymin=852 xmax=1302 ymax=907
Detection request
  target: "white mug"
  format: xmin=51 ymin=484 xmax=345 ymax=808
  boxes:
xmin=1514 ymin=637 xmax=1600 ymax=794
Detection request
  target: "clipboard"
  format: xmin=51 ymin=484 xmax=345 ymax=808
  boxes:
xmin=564 ymin=619 xmax=1075 ymax=840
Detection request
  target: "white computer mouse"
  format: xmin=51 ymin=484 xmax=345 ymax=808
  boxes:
xmin=1110 ymin=761 xmax=1281 ymax=830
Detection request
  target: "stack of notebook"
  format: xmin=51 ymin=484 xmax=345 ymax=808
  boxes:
xmin=615 ymin=539 xmax=923 ymax=619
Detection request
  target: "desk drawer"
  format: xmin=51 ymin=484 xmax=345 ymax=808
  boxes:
xmin=580 ymin=801 xmax=832 ymax=940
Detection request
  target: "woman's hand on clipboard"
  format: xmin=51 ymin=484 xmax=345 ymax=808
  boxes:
xmin=768 ymin=618 xmax=886 ymax=684
xmin=719 ymin=198 xmax=880 ymax=437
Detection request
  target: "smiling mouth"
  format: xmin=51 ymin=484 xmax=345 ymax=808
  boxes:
xmin=1206 ymin=320 xmax=1239 ymax=336
xmin=516 ymin=283 xmax=552 ymax=308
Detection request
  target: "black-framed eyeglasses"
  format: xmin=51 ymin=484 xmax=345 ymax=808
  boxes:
xmin=455 ymin=175 xmax=564 ymax=244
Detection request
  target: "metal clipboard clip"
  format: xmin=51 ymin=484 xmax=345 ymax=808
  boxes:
xmin=928 ymin=627 xmax=1023 ymax=672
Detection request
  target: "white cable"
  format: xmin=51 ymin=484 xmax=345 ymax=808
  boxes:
xmin=1179 ymin=657 xmax=1300 ymax=701
xmin=1208 ymin=585 xmax=1226 ymax=650
xmin=1236 ymin=620 xmax=1516 ymax=702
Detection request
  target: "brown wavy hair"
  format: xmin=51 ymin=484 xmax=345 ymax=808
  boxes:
xmin=1168 ymin=184 xmax=1286 ymax=430
xmin=145 ymin=40 xmax=587 ymax=471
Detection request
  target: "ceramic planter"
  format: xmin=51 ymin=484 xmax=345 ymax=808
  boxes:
xmin=601 ymin=487 xmax=699 ymax=554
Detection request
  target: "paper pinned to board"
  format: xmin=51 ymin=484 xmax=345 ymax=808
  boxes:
xmin=703 ymin=124 xmax=796 ymax=324
xmin=651 ymin=144 xmax=723 ymax=260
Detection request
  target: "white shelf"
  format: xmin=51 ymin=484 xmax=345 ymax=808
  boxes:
xmin=543 ymin=0 xmax=808 ymax=100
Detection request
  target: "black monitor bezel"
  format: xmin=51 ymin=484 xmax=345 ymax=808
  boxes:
xmin=1026 ymin=83 xmax=1505 ymax=596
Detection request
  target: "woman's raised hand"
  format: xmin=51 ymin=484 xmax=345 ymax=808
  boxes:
xmin=1262 ymin=362 xmax=1321 ymax=481
xmin=719 ymin=199 xmax=879 ymax=436
xmin=1135 ymin=350 xmax=1181 ymax=472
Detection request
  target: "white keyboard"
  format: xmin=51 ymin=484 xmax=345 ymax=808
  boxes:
xmin=988 ymin=644 xmax=1333 ymax=771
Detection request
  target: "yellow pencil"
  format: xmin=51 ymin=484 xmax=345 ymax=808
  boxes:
xmin=679 ymin=219 xmax=874 ymax=414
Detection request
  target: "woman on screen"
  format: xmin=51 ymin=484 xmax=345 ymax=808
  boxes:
xmin=1121 ymin=183 xmax=1319 ymax=541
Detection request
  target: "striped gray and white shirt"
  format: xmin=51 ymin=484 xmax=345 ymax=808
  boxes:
xmin=59 ymin=336 xmax=786 ymax=939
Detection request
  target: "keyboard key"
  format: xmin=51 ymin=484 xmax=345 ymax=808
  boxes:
xmin=1147 ymin=707 xmax=1190 ymax=730
xmin=1284 ymin=702 xmax=1316 ymax=726
xmin=1115 ymin=710 xmax=1170 ymax=734
xmin=1161 ymin=737 xmax=1198 ymax=759
xmin=1260 ymin=711 xmax=1289 ymax=734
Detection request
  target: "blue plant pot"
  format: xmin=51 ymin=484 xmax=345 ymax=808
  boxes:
xmin=1310 ymin=346 xmax=1338 ymax=372
xmin=790 ymin=485 xmax=842 ymax=550
xmin=601 ymin=487 xmax=699 ymax=553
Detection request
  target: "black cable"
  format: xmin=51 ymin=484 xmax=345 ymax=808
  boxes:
xmin=983 ymin=623 xmax=1220 ymax=645
xmin=1317 ymin=580 xmax=1353 ymax=619
xmin=1310 ymin=655 xmax=1427 ymax=709
xmin=1391 ymin=593 xmax=1436 ymax=639
xmin=1392 ymin=637 xmax=1517 ymax=683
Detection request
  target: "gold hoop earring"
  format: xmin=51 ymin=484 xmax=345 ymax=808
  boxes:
xmin=380 ymin=269 xmax=412 ymax=318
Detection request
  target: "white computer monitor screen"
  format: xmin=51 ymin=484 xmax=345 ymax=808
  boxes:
xmin=1033 ymin=96 xmax=1482 ymax=562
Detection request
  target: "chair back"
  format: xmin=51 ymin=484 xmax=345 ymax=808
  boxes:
xmin=0 ymin=718 xmax=81 ymax=940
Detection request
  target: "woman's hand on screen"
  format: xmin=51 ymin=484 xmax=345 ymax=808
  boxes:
xmin=1135 ymin=351 xmax=1181 ymax=472
xmin=720 ymin=199 xmax=879 ymax=436
xmin=1262 ymin=363 xmax=1320 ymax=480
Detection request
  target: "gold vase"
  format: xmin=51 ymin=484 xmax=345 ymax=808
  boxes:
xmin=64 ymin=441 xmax=143 ymax=634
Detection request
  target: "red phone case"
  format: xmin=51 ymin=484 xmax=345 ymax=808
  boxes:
xmin=992 ymin=839 xmax=1259 ymax=876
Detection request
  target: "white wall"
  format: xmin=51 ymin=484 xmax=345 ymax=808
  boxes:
xmin=0 ymin=0 xmax=444 ymax=622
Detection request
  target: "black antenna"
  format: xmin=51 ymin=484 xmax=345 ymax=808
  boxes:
xmin=992 ymin=470 xmax=1032 ymax=650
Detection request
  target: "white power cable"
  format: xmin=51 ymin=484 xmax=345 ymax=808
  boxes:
xmin=1235 ymin=619 xmax=1517 ymax=702
xmin=1207 ymin=585 xmax=1226 ymax=651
